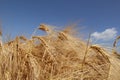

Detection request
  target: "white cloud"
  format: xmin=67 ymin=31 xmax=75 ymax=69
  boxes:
xmin=91 ymin=28 xmax=117 ymax=41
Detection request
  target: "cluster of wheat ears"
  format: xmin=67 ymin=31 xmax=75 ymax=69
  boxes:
xmin=0 ymin=24 xmax=120 ymax=80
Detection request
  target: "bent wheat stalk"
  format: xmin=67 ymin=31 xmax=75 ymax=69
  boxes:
xmin=113 ymin=36 xmax=120 ymax=58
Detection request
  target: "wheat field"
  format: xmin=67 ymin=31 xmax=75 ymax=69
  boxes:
xmin=0 ymin=24 xmax=120 ymax=80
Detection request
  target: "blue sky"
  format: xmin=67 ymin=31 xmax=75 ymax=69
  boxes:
xmin=0 ymin=0 xmax=120 ymax=45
